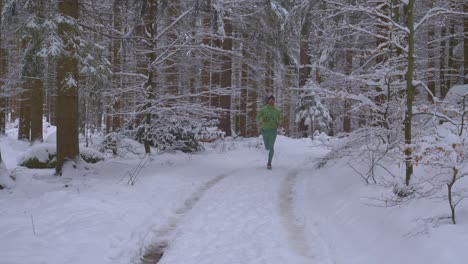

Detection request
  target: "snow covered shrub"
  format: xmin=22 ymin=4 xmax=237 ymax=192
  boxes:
xmin=18 ymin=144 xmax=57 ymax=168
xmin=101 ymin=132 xmax=120 ymax=156
xmin=295 ymin=81 xmax=332 ymax=138
xmin=207 ymin=137 xmax=262 ymax=153
xmin=409 ymin=89 xmax=468 ymax=224
xmin=152 ymin=119 xmax=202 ymax=153
xmin=19 ymin=144 xmax=104 ymax=168
xmin=321 ymin=127 xmax=401 ymax=184
xmin=196 ymin=125 xmax=225 ymax=142
xmin=0 ymin=150 xmax=13 ymax=189
xmin=392 ymin=184 xmax=415 ymax=198
xmin=128 ymin=117 xmax=204 ymax=154
xmin=100 ymin=132 xmax=146 ymax=157
xmin=80 ymin=148 xmax=104 ymax=163
xmin=412 ymin=124 xmax=468 ymax=224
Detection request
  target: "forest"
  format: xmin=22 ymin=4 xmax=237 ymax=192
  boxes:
xmin=0 ymin=1 xmax=468 ymax=263
xmin=0 ymin=0 xmax=466 ymax=173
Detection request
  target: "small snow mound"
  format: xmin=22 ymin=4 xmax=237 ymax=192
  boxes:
xmin=206 ymin=137 xmax=262 ymax=153
xmin=0 ymin=161 xmax=14 ymax=189
xmin=17 ymin=143 xmax=56 ymax=165
xmin=18 ymin=143 xmax=104 ymax=168
xmin=80 ymin=147 xmax=105 ymax=163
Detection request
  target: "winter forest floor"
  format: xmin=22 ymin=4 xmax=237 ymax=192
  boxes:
xmin=1 ymin=126 xmax=468 ymax=264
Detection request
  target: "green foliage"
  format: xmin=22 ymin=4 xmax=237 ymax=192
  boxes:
xmin=80 ymin=153 xmax=104 ymax=164
xmin=21 ymin=154 xmax=57 ymax=169
xmin=21 ymin=152 xmax=103 ymax=168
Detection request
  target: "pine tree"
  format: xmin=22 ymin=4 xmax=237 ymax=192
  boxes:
xmin=56 ymin=0 xmax=80 ymax=174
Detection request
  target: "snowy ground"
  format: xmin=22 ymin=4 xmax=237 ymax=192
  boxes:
xmin=1 ymin=127 xmax=467 ymax=264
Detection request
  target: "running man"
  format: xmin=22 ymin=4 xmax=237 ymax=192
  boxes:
xmin=256 ymin=95 xmax=282 ymax=170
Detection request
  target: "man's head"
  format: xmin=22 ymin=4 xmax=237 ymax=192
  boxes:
xmin=267 ymin=95 xmax=275 ymax=106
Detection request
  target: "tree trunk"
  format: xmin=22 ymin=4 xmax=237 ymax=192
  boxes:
xmin=0 ymin=98 xmax=4 ymax=135
xmin=30 ymin=79 xmax=43 ymax=142
xmin=427 ymin=10 xmax=436 ymax=102
xmin=465 ymin=3 xmax=468 ymax=85
xmin=392 ymin=0 xmax=402 ymax=56
xmin=299 ymin=19 xmax=311 ymax=137
xmin=446 ymin=21 xmax=456 ymax=91
xmin=299 ymin=19 xmax=311 ymax=88
xmin=201 ymin=17 xmax=212 ymax=108
xmin=136 ymin=0 xmax=157 ymax=154
xmin=56 ymin=0 xmax=80 ymax=175
xmin=343 ymin=48 xmax=353 ymax=133
xmin=246 ymin=64 xmax=258 ymax=137
xmin=219 ymin=17 xmax=232 ymax=137
xmin=239 ymin=61 xmax=247 ymax=137
xmin=28 ymin=0 xmax=45 ymax=142
xmin=18 ymin=87 xmax=31 ymax=141
xmin=210 ymin=39 xmax=221 ymax=110
xmin=0 ymin=0 xmax=5 ymax=135
xmin=112 ymin=0 xmax=123 ymax=132
xmin=404 ymin=0 xmax=415 ymax=186
xmin=440 ymin=26 xmax=447 ymax=98
xmin=284 ymin=66 xmax=296 ymax=136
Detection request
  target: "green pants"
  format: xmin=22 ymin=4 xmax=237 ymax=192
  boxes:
xmin=261 ymin=128 xmax=277 ymax=164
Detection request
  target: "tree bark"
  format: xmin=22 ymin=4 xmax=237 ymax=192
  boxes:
xmin=404 ymin=0 xmax=415 ymax=186
xmin=18 ymin=87 xmax=31 ymax=141
xmin=201 ymin=18 xmax=211 ymax=107
xmin=343 ymin=48 xmax=353 ymax=133
xmin=239 ymin=61 xmax=247 ymax=137
xmin=299 ymin=18 xmax=311 ymax=88
xmin=136 ymin=0 xmax=157 ymax=154
xmin=30 ymin=79 xmax=43 ymax=142
xmin=219 ymin=17 xmax=232 ymax=136
xmin=465 ymin=3 xmax=468 ymax=84
xmin=446 ymin=21 xmax=456 ymax=91
xmin=210 ymin=38 xmax=221 ymax=110
xmin=440 ymin=26 xmax=447 ymax=98
xmin=427 ymin=4 xmax=436 ymax=103
xmin=112 ymin=0 xmax=123 ymax=132
xmin=0 ymin=0 xmax=5 ymax=135
xmin=56 ymin=0 xmax=80 ymax=174
xmin=246 ymin=60 xmax=257 ymax=138
xmin=29 ymin=0 xmax=45 ymax=142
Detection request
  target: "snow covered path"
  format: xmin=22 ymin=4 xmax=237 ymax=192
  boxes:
xmin=156 ymin=166 xmax=332 ymax=264
xmin=3 ymin=134 xmax=466 ymax=264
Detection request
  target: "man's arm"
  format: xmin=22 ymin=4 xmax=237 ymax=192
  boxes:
xmin=256 ymin=107 xmax=264 ymax=127
xmin=276 ymin=109 xmax=282 ymax=128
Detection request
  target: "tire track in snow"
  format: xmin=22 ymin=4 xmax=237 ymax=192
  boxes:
xmin=278 ymin=169 xmax=314 ymax=259
xmin=279 ymin=169 xmax=336 ymax=264
xmin=140 ymin=171 xmax=234 ymax=264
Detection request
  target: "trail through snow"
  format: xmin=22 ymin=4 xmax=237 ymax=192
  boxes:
xmin=140 ymin=171 xmax=235 ymax=263
xmin=151 ymin=141 xmax=334 ymax=264
xmin=3 ymin=134 xmax=464 ymax=264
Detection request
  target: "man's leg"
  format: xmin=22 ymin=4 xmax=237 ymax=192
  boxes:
xmin=266 ymin=129 xmax=277 ymax=167
xmin=261 ymin=129 xmax=270 ymax=150
xmin=268 ymin=147 xmax=274 ymax=165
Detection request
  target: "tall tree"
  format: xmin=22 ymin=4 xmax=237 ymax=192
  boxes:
xmin=56 ymin=0 xmax=80 ymax=174
xmin=427 ymin=12 xmax=436 ymax=102
xmin=28 ymin=0 xmax=46 ymax=142
xmin=135 ymin=0 xmax=157 ymax=154
xmin=111 ymin=0 xmax=123 ymax=132
xmin=219 ymin=16 xmax=232 ymax=136
xmin=446 ymin=21 xmax=457 ymax=91
xmin=0 ymin=0 xmax=6 ymax=135
xmin=404 ymin=0 xmax=416 ymax=185
xmin=440 ymin=26 xmax=447 ymax=97
xmin=464 ymin=2 xmax=468 ymax=84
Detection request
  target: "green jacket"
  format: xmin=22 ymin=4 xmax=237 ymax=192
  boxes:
xmin=256 ymin=104 xmax=282 ymax=129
